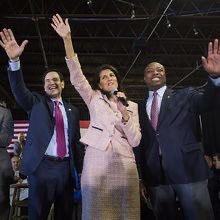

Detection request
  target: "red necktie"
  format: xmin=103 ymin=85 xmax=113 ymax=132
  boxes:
xmin=150 ymin=92 xmax=159 ymax=130
xmin=55 ymin=101 xmax=66 ymax=159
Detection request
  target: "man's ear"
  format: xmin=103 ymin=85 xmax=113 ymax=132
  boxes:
xmin=61 ymin=81 xmax=65 ymax=89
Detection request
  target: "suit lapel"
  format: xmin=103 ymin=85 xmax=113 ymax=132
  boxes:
xmin=157 ymin=88 xmax=173 ymax=129
xmin=44 ymin=97 xmax=55 ymax=128
xmin=46 ymin=98 xmax=54 ymax=117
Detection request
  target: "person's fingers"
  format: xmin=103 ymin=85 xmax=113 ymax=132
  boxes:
xmin=65 ymin=18 xmax=69 ymax=26
xmin=217 ymin=39 xmax=220 ymax=54
xmin=51 ymin=23 xmax=56 ymax=30
xmin=3 ymin=28 xmax=12 ymax=41
xmin=65 ymin=18 xmax=71 ymax=32
xmin=1 ymin=29 xmax=8 ymax=44
xmin=20 ymin=40 xmax=28 ymax=50
xmin=201 ymin=56 xmax=208 ymax=69
xmin=8 ymin=29 xmax=15 ymax=41
xmin=0 ymin=40 xmax=5 ymax=48
xmin=208 ymin=41 xmax=213 ymax=55
xmin=56 ymin=14 xmax=63 ymax=23
xmin=52 ymin=15 xmax=60 ymax=27
xmin=213 ymin=39 xmax=218 ymax=54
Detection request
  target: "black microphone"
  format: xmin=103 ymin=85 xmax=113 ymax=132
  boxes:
xmin=111 ymin=88 xmax=129 ymax=107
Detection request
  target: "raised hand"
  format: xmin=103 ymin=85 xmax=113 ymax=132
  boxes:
xmin=0 ymin=28 xmax=28 ymax=60
xmin=202 ymin=39 xmax=220 ymax=77
xmin=51 ymin=14 xmax=71 ymax=39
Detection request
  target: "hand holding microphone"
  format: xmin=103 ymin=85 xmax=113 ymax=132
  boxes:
xmin=111 ymin=88 xmax=129 ymax=107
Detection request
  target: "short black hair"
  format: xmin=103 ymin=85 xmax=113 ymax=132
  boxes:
xmin=42 ymin=69 xmax=64 ymax=83
xmin=93 ymin=64 xmax=122 ymax=92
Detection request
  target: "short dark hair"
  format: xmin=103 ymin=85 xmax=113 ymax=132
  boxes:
xmin=93 ymin=64 xmax=122 ymax=92
xmin=42 ymin=69 xmax=64 ymax=83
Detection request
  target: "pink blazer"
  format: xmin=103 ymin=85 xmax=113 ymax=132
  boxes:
xmin=66 ymin=55 xmax=141 ymax=158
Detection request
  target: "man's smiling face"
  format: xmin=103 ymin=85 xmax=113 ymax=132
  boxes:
xmin=144 ymin=62 xmax=166 ymax=91
xmin=44 ymin=71 xmax=64 ymax=99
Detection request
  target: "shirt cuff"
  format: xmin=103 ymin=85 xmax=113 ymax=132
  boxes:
xmin=8 ymin=59 xmax=20 ymax=71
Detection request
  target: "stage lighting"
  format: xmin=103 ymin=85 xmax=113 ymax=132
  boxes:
xmin=131 ymin=4 xmax=135 ymax=19
xmin=87 ymin=0 xmax=93 ymax=5
xmin=193 ymin=27 xmax=199 ymax=36
xmin=166 ymin=16 xmax=171 ymax=28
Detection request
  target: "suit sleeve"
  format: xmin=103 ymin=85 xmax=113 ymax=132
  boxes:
xmin=189 ymin=80 xmax=220 ymax=113
xmin=66 ymin=55 xmax=95 ymax=106
xmin=0 ymin=107 xmax=13 ymax=147
xmin=8 ymin=68 xmax=37 ymax=112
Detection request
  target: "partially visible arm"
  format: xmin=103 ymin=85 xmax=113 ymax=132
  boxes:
xmin=202 ymin=39 xmax=220 ymax=79
xmin=52 ymin=14 xmax=95 ymax=106
xmin=0 ymin=107 xmax=13 ymax=147
xmin=8 ymin=60 xmax=36 ymax=112
xmin=189 ymin=39 xmax=220 ymax=111
xmin=0 ymin=28 xmax=35 ymax=112
xmin=63 ymin=31 xmax=75 ymax=60
xmin=0 ymin=28 xmax=28 ymax=61
xmin=51 ymin=14 xmax=75 ymax=59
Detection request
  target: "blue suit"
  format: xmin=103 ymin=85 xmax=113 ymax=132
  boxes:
xmin=8 ymin=68 xmax=84 ymax=220
xmin=136 ymin=82 xmax=220 ymax=220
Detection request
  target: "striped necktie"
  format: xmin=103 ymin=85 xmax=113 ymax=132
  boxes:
xmin=150 ymin=92 xmax=159 ymax=130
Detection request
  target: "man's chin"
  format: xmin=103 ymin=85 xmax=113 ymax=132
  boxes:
xmin=149 ymin=83 xmax=163 ymax=91
xmin=46 ymin=92 xmax=60 ymax=99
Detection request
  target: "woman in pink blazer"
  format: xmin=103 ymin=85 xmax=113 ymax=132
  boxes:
xmin=52 ymin=14 xmax=141 ymax=220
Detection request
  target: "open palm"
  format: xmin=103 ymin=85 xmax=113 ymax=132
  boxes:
xmin=202 ymin=39 xmax=220 ymax=77
xmin=51 ymin=14 xmax=70 ymax=39
xmin=0 ymin=28 xmax=28 ymax=60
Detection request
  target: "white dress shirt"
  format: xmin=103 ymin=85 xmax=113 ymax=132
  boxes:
xmin=146 ymin=85 xmax=167 ymax=119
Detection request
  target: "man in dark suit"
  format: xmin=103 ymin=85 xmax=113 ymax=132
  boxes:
xmin=0 ymin=28 xmax=84 ymax=220
xmin=0 ymin=103 xmax=14 ymax=220
xmin=136 ymin=39 xmax=220 ymax=220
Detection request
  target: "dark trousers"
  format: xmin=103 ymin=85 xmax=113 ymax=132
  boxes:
xmin=0 ymin=148 xmax=14 ymax=220
xmin=208 ymin=174 xmax=220 ymax=220
xmin=150 ymin=180 xmax=214 ymax=220
xmin=28 ymin=157 xmax=74 ymax=220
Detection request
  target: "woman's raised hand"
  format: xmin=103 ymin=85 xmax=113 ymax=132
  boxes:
xmin=51 ymin=14 xmax=71 ymax=39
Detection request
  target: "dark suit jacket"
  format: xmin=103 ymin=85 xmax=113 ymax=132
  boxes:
xmin=0 ymin=106 xmax=13 ymax=147
xmin=0 ymin=106 xmax=14 ymax=219
xmin=136 ymin=82 xmax=220 ymax=186
xmin=8 ymin=68 xmax=84 ymax=178
xmin=201 ymin=110 xmax=220 ymax=155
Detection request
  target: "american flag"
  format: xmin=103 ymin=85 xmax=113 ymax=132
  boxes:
xmin=7 ymin=120 xmax=89 ymax=155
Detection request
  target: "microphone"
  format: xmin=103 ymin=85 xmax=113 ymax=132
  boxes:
xmin=111 ymin=88 xmax=129 ymax=107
